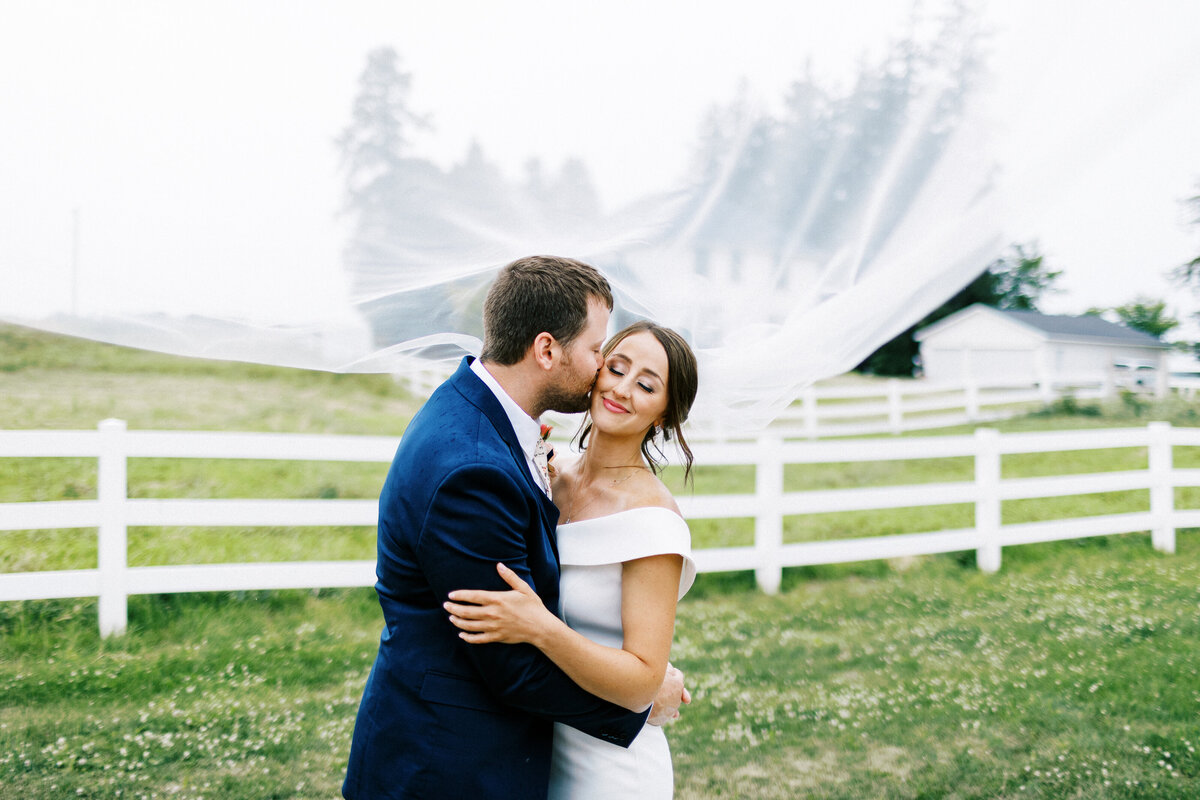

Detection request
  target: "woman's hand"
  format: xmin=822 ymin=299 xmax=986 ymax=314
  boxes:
xmin=445 ymin=563 xmax=560 ymax=646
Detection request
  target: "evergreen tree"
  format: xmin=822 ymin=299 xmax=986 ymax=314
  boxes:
xmin=447 ymin=140 xmax=509 ymax=222
xmin=856 ymin=241 xmax=1061 ymax=376
xmin=855 ymin=270 xmax=999 ymax=376
xmin=335 ymin=47 xmax=604 ymax=346
xmin=674 ymin=2 xmax=982 ymax=277
xmin=549 ymin=158 xmax=602 ymax=222
xmin=337 ymin=47 xmax=429 ymax=225
xmin=337 ymin=47 xmax=456 ymax=345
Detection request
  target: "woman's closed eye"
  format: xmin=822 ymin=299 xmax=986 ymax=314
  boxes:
xmin=608 ymin=364 xmax=655 ymax=393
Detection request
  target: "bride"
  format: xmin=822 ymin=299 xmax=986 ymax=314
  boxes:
xmin=444 ymin=319 xmax=698 ymax=799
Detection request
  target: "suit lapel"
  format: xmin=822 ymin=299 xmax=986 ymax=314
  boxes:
xmin=451 ymin=358 xmax=561 ymax=557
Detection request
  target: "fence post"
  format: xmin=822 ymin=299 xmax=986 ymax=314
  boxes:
xmin=887 ymin=379 xmax=903 ymax=435
xmin=964 ymin=379 xmax=980 ymax=422
xmin=98 ymin=418 xmax=129 ymax=637
xmin=1148 ymin=421 xmax=1175 ymax=554
xmin=1038 ymin=378 xmax=1055 ymax=406
xmin=974 ymin=427 xmax=1001 ymax=573
xmin=755 ymin=435 xmax=785 ymax=594
xmin=802 ymin=387 xmax=818 ymax=439
xmin=1033 ymin=353 xmax=1053 ymax=405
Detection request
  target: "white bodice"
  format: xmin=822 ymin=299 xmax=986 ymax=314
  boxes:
xmin=556 ymin=505 xmax=696 ymax=592
xmin=548 ymin=506 xmax=694 ymax=800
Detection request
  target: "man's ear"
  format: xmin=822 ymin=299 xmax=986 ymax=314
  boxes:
xmin=531 ymin=332 xmax=557 ymax=371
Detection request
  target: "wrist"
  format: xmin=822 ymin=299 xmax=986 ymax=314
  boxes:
xmin=530 ymin=612 xmax=566 ymax=651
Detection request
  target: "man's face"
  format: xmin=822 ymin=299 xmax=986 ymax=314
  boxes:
xmin=541 ymin=297 xmax=609 ymax=414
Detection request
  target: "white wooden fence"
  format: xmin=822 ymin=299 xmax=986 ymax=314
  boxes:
xmin=400 ymin=365 xmax=1186 ymax=440
xmin=0 ymin=419 xmax=1193 ymax=637
xmin=1173 ymin=376 xmax=1200 ymax=398
xmin=762 ymin=374 xmax=1122 ymax=439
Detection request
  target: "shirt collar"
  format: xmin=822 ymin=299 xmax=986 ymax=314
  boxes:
xmin=470 ymin=357 xmax=543 ymax=459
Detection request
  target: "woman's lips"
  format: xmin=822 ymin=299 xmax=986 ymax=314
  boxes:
xmin=602 ymin=397 xmax=627 ymax=414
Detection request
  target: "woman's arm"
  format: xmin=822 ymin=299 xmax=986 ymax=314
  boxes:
xmin=445 ymin=554 xmax=683 ymax=712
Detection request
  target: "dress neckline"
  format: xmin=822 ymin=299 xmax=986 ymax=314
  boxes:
xmin=558 ymin=505 xmax=682 ymax=528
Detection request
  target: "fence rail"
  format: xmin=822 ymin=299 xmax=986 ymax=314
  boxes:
xmin=407 ymin=367 xmax=1187 ymax=440
xmin=0 ymin=419 xmax=1191 ymax=636
xmin=762 ymin=374 xmax=1122 ymax=439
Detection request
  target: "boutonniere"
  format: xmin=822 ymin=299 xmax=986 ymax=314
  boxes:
xmin=539 ymin=424 xmax=557 ymax=478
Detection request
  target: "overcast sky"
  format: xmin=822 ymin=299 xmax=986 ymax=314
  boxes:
xmin=3 ymin=1 xmax=1199 ymax=334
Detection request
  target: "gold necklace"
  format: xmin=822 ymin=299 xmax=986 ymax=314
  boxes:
xmin=564 ymin=465 xmax=646 ymax=523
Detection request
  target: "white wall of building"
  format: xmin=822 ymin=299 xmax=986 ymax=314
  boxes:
xmin=918 ymin=309 xmax=1042 ymax=384
xmin=918 ymin=307 xmax=1167 ymax=391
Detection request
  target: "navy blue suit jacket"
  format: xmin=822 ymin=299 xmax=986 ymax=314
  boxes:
xmin=343 ymin=357 xmax=648 ymax=799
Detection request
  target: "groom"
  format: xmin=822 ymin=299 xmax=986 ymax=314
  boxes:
xmin=343 ymin=255 xmax=685 ymax=800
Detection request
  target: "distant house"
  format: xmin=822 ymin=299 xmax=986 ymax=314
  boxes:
xmin=1168 ymin=350 xmax=1200 ymax=379
xmin=915 ymin=304 xmax=1171 ymax=395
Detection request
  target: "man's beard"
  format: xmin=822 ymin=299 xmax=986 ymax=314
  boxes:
xmin=539 ymin=357 xmax=595 ymax=414
xmin=539 ymin=379 xmax=593 ymax=414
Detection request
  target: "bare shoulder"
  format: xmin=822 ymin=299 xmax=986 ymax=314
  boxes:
xmin=623 ymin=470 xmax=683 ymax=518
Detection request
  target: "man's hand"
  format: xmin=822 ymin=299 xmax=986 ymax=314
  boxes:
xmin=646 ymin=663 xmax=690 ymax=726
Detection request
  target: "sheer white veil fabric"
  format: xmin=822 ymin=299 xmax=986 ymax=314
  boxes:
xmin=3 ymin=2 xmax=1199 ymax=437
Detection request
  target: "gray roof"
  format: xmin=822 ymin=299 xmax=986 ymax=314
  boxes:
xmin=999 ymin=309 xmax=1168 ymax=348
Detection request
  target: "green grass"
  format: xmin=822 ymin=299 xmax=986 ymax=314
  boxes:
xmin=0 ymin=323 xmax=416 ymax=434
xmin=671 ymin=534 xmax=1200 ymax=799
xmin=0 ymin=588 xmax=381 ymax=799
xmin=3 ymin=323 xmax=1200 ymax=797
xmin=1 ymin=324 xmax=410 ymax=573
xmin=3 ymin=536 xmax=1198 ymax=798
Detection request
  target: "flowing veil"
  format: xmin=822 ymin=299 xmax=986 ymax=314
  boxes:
xmin=3 ymin=2 xmax=1199 ymax=436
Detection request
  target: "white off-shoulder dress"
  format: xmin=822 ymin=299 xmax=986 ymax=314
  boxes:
xmin=548 ymin=506 xmax=697 ymax=800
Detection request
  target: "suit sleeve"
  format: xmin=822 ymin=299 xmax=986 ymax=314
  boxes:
xmin=416 ymin=462 xmax=650 ymax=746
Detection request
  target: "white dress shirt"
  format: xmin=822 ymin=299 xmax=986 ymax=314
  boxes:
xmin=470 ymin=358 xmax=552 ymax=497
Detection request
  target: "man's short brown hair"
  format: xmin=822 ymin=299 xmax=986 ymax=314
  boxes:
xmin=480 ymin=255 xmax=614 ymax=365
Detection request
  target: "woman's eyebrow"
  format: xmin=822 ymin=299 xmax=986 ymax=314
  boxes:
xmin=639 ymin=367 xmax=663 ymax=382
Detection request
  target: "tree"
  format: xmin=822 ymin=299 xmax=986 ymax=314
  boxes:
xmin=673 ymin=1 xmax=983 ymax=264
xmin=335 ymin=47 xmax=604 ymax=346
xmin=986 ymin=242 xmax=1062 ymax=311
xmin=1103 ymin=297 xmax=1178 ymax=338
xmin=335 ymin=47 xmax=465 ymax=273
xmin=854 ymin=269 xmax=998 ymax=376
xmin=547 ymin=158 xmax=602 ymax=222
xmin=855 ymin=241 xmax=1061 ymax=376
xmin=1172 ymin=182 xmax=1200 ymax=287
xmin=337 ymin=47 xmax=459 ymax=346
xmin=336 ymin=47 xmax=429 ymax=221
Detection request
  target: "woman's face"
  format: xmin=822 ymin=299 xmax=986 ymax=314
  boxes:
xmin=590 ymin=330 xmax=670 ymax=439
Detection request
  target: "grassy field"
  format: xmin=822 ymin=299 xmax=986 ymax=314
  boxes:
xmin=3 ymin=324 xmax=1200 ymax=798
